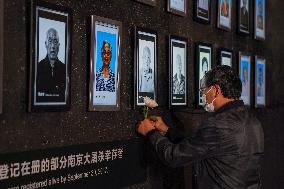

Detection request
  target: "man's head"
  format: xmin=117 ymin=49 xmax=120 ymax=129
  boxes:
xmin=101 ymin=41 xmax=112 ymax=67
xmin=176 ymin=54 xmax=182 ymax=75
xmin=200 ymin=65 xmax=242 ymax=111
xmin=202 ymin=57 xmax=208 ymax=73
xmin=142 ymin=46 xmax=151 ymax=70
xmin=45 ymin=28 xmax=60 ymax=61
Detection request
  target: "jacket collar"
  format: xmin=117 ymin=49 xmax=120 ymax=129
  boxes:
xmin=215 ymin=100 xmax=244 ymax=114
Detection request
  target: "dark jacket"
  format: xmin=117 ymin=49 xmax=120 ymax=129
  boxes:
xmin=147 ymin=100 xmax=264 ymax=189
xmin=36 ymin=56 xmax=66 ymax=103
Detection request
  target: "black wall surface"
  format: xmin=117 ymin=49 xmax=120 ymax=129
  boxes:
xmin=1 ymin=0 xmax=284 ymax=188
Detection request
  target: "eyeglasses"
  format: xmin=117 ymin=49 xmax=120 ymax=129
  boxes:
xmin=199 ymin=86 xmax=212 ymax=95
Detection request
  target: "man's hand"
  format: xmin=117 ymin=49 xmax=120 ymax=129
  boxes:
xmin=154 ymin=117 xmax=169 ymax=135
xmin=137 ymin=119 xmax=156 ymax=136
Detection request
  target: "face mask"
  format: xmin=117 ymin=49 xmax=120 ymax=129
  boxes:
xmin=202 ymin=87 xmax=216 ymax=112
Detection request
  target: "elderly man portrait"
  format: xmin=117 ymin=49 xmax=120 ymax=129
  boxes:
xmin=172 ymin=54 xmax=185 ymax=95
xmin=36 ymin=28 xmax=66 ymax=102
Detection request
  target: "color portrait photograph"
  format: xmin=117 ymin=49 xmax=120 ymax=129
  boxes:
xmin=239 ymin=53 xmax=251 ymax=105
xmin=89 ymin=16 xmax=121 ymax=111
xmin=218 ymin=0 xmax=232 ymax=30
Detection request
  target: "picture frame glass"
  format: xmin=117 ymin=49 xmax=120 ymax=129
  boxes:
xmin=30 ymin=2 xmax=71 ymax=111
xmin=198 ymin=45 xmax=211 ymax=106
xmin=255 ymin=57 xmax=265 ymax=106
xmin=136 ymin=30 xmax=156 ymax=106
xmin=239 ymin=54 xmax=251 ymax=105
xmin=218 ymin=0 xmax=232 ymax=30
xmin=89 ymin=16 xmax=121 ymax=111
xmin=170 ymin=38 xmax=187 ymax=106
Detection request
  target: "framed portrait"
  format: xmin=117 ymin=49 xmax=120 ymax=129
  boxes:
xmin=217 ymin=0 xmax=232 ymax=31
xmin=219 ymin=48 xmax=233 ymax=67
xmin=88 ymin=15 xmax=122 ymax=111
xmin=196 ymin=43 xmax=212 ymax=108
xmin=29 ymin=1 xmax=72 ymax=112
xmin=135 ymin=0 xmax=157 ymax=6
xmin=169 ymin=35 xmax=187 ymax=108
xmin=167 ymin=0 xmax=187 ymax=17
xmin=238 ymin=0 xmax=250 ymax=34
xmin=239 ymin=52 xmax=251 ymax=106
xmin=255 ymin=56 xmax=265 ymax=107
xmin=194 ymin=0 xmax=211 ymax=24
xmin=134 ymin=27 xmax=157 ymax=107
xmin=0 ymin=0 xmax=3 ymax=114
xmin=254 ymin=0 xmax=265 ymax=40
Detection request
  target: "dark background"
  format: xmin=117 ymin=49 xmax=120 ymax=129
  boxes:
xmin=1 ymin=0 xmax=284 ymax=188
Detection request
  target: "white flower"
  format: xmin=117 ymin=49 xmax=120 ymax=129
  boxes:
xmin=143 ymin=96 xmax=158 ymax=109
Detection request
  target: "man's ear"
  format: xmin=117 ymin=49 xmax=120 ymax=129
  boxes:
xmin=214 ymin=84 xmax=221 ymax=96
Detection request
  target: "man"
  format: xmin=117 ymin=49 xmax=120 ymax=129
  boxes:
xmin=137 ymin=65 xmax=264 ymax=189
xmin=96 ymin=40 xmax=115 ymax=92
xmin=240 ymin=0 xmax=249 ymax=30
xmin=139 ymin=46 xmax=154 ymax=93
xmin=36 ymin=28 xmax=66 ymax=102
xmin=257 ymin=0 xmax=264 ymax=29
xmin=172 ymin=54 xmax=185 ymax=95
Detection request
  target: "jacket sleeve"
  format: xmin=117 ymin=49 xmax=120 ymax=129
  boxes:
xmin=147 ymin=121 xmax=220 ymax=168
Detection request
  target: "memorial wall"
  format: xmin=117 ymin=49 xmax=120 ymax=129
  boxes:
xmin=1 ymin=0 xmax=284 ymax=188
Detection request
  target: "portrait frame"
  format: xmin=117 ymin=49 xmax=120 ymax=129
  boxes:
xmin=169 ymin=35 xmax=188 ymax=108
xmin=217 ymin=0 xmax=232 ymax=31
xmin=167 ymin=0 xmax=187 ymax=17
xmin=239 ymin=52 xmax=251 ymax=106
xmin=194 ymin=0 xmax=211 ymax=24
xmin=218 ymin=48 xmax=233 ymax=67
xmin=238 ymin=0 xmax=250 ymax=34
xmin=134 ymin=27 xmax=157 ymax=108
xmin=254 ymin=0 xmax=265 ymax=40
xmin=88 ymin=15 xmax=122 ymax=111
xmin=255 ymin=56 xmax=266 ymax=107
xmin=195 ymin=42 xmax=212 ymax=108
xmin=29 ymin=1 xmax=72 ymax=112
xmin=135 ymin=0 xmax=157 ymax=6
xmin=0 ymin=0 xmax=3 ymax=114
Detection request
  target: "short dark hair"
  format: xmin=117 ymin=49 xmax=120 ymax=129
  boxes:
xmin=101 ymin=40 xmax=112 ymax=55
xmin=204 ymin=65 xmax=242 ymax=99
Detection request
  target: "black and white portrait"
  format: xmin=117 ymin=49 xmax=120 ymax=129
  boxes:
xmin=170 ymin=37 xmax=187 ymax=106
xmin=239 ymin=0 xmax=250 ymax=33
xmin=30 ymin=3 xmax=71 ymax=111
xmin=136 ymin=29 xmax=157 ymax=106
xmin=197 ymin=44 xmax=211 ymax=106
